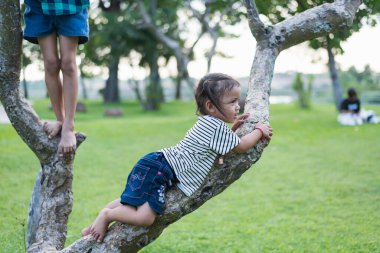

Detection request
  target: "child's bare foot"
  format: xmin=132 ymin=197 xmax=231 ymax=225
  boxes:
xmin=90 ymin=209 xmax=110 ymax=243
xmin=58 ymin=125 xmax=76 ymax=155
xmin=43 ymin=121 xmax=62 ymax=139
xmin=81 ymin=225 xmax=92 ymax=237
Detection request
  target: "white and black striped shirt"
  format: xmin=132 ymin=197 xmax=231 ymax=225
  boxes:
xmin=161 ymin=115 xmax=240 ymax=196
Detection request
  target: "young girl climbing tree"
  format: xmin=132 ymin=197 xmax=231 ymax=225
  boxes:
xmin=82 ymin=73 xmax=273 ymax=243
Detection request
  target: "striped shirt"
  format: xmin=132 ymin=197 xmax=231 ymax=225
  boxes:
xmin=25 ymin=0 xmax=89 ymax=15
xmin=161 ymin=115 xmax=240 ymax=196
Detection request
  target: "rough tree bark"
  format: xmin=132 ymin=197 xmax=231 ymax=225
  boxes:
xmin=0 ymin=0 xmax=360 ymax=252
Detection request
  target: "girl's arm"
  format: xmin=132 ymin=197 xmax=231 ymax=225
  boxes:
xmin=233 ymin=122 xmax=272 ymax=153
xmin=231 ymin=113 xmax=250 ymax=132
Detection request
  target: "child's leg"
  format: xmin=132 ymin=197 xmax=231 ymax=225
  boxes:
xmin=38 ymin=35 xmax=65 ymax=139
xmin=81 ymin=199 xmax=122 ymax=236
xmin=90 ymin=202 xmax=156 ymax=243
xmin=57 ymin=35 xmax=79 ymax=154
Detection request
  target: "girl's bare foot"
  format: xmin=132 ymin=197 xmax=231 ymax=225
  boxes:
xmin=90 ymin=209 xmax=110 ymax=243
xmin=43 ymin=121 xmax=62 ymax=139
xmin=81 ymin=225 xmax=92 ymax=237
xmin=58 ymin=124 xmax=76 ymax=155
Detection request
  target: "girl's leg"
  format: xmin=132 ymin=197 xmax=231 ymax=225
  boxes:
xmin=104 ymin=198 xmax=123 ymax=209
xmin=57 ymin=35 xmax=79 ymax=154
xmin=81 ymin=199 xmax=122 ymax=236
xmin=90 ymin=202 xmax=156 ymax=242
xmin=38 ymin=35 xmax=64 ymax=139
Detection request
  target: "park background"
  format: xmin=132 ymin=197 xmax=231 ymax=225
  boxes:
xmin=1 ymin=0 xmax=380 ymax=252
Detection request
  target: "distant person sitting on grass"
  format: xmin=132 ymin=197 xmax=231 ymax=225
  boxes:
xmin=23 ymin=0 xmax=90 ymax=155
xmin=338 ymin=88 xmax=380 ymax=125
xmin=81 ymin=73 xmax=273 ymax=243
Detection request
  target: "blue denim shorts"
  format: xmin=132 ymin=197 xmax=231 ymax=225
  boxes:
xmin=120 ymin=152 xmax=176 ymax=215
xmin=23 ymin=6 xmax=89 ymax=45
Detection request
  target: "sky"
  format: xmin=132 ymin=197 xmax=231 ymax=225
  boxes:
xmin=187 ymin=23 xmax=380 ymax=79
xmin=24 ymin=22 xmax=380 ymax=81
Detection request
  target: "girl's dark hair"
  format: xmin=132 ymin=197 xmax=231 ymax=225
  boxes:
xmin=195 ymin=73 xmax=240 ymax=116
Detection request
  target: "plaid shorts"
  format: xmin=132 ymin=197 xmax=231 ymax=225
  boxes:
xmin=120 ymin=152 xmax=176 ymax=215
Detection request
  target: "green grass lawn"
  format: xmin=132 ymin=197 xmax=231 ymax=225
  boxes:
xmin=0 ymin=100 xmax=379 ymax=253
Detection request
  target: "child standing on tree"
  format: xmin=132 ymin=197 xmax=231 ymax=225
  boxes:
xmin=81 ymin=73 xmax=273 ymax=243
xmin=23 ymin=0 xmax=90 ymax=154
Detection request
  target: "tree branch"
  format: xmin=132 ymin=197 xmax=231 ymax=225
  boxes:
xmin=186 ymin=0 xmax=223 ymax=73
xmin=185 ymin=1 xmax=208 ymax=58
xmin=27 ymin=134 xmax=86 ymax=252
xmin=136 ymin=0 xmax=192 ymax=88
xmin=244 ymin=0 xmax=267 ymax=41
xmin=273 ymin=0 xmax=361 ymax=52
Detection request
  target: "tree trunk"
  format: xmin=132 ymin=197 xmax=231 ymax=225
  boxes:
xmin=131 ymin=80 xmax=143 ymax=104
xmin=22 ymin=67 xmax=29 ymax=98
xmin=175 ymin=75 xmax=181 ymax=99
xmin=26 ymin=136 xmax=85 ymax=252
xmin=1 ymin=0 xmax=361 ymax=252
xmin=326 ymin=36 xmax=343 ymax=111
xmin=206 ymin=31 xmax=218 ymax=74
xmin=104 ymin=56 xmax=120 ymax=103
xmin=144 ymin=50 xmax=162 ymax=110
xmin=80 ymin=77 xmax=88 ymax=99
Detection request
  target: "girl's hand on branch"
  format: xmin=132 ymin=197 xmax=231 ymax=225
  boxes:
xmin=255 ymin=122 xmax=273 ymax=140
xmin=231 ymin=113 xmax=250 ymax=132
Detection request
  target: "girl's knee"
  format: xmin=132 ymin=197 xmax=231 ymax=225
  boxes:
xmin=44 ymin=57 xmax=60 ymax=74
xmin=60 ymin=58 xmax=77 ymax=76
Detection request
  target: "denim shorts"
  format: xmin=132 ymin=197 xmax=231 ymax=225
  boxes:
xmin=120 ymin=152 xmax=176 ymax=215
xmin=23 ymin=6 xmax=89 ymax=45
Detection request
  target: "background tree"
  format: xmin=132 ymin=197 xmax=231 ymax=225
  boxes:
xmin=83 ymin=0 xmax=248 ymax=105
xmin=21 ymin=43 xmax=33 ymax=98
xmin=340 ymin=64 xmax=380 ymax=103
xmin=135 ymin=0 xmax=248 ymax=99
xmin=185 ymin=0 xmax=245 ymax=74
xmin=85 ymin=0 xmax=128 ymax=103
xmin=77 ymin=51 xmax=90 ymax=100
xmin=345 ymin=65 xmax=380 ymax=91
xmin=292 ymin=73 xmax=313 ymax=109
xmin=135 ymin=0 xmax=195 ymax=100
xmin=84 ymin=0 xmax=178 ymax=108
xmin=132 ymin=0 xmax=176 ymax=109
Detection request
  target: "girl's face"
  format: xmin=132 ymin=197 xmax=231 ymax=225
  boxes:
xmin=207 ymin=86 xmax=241 ymax=123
